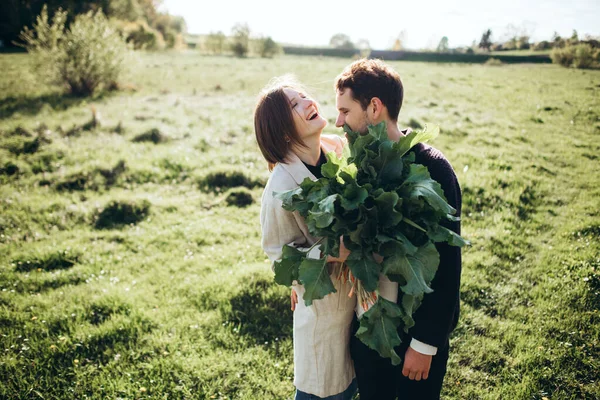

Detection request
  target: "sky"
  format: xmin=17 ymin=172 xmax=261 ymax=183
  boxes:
xmin=159 ymin=0 xmax=600 ymax=50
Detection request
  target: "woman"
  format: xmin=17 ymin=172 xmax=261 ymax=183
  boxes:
xmin=255 ymin=76 xmax=357 ymax=400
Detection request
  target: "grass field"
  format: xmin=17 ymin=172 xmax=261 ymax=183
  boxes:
xmin=1 ymin=51 xmax=599 ymax=399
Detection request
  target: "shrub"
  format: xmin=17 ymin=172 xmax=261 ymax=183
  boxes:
xmin=230 ymin=23 xmax=250 ymax=57
xmin=132 ymin=128 xmax=169 ymax=144
xmin=551 ymin=46 xmax=574 ymax=67
xmin=115 ymin=19 xmax=165 ymax=50
xmin=205 ymin=31 xmax=226 ymax=54
xmin=225 ymin=188 xmax=254 ymax=207
xmin=198 ymin=167 xmax=263 ymax=192
xmin=485 ymin=58 xmax=503 ymax=66
xmin=18 ymin=6 xmax=130 ymax=96
xmin=573 ymin=44 xmax=598 ymax=69
xmin=257 ymin=37 xmax=280 ymax=58
xmin=407 ymin=118 xmax=423 ymax=130
xmin=551 ymin=43 xmax=599 ymax=69
xmin=533 ymin=40 xmax=552 ymax=51
xmin=94 ymin=199 xmax=151 ymax=229
xmin=0 ymin=161 xmax=20 ymax=176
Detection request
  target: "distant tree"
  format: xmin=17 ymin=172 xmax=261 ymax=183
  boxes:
xmin=552 ymin=31 xmax=566 ymax=49
xmin=205 ymin=31 xmax=226 ymax=54
xmin=230 ymin=22 xmax=250 ymax=57
xmin=257 ymin=36 xmax=280 ymax=58
xmin=391 ymin=30 xmax=406 ymax=51
xmin=516 ymin=35 xmax=530 ymax=50
xmin=479 ymin=29 xmax=492 ymax=51
xmin=436 ymin=36 xmax=449 ymax=52
xmin=533 ymin=40 xmax=551 ymax=51
xmin=355 ymin=38 xmax=370 ymax=50
xmin=1 ymin=0 xmax=183 ymax=49
xmin=570 ymin=29 xmax=579 ymax=44
xmin=18 ymin=5 xmax=129 ymax=96
xmin=329 ymin=33 xmax=355 ymax=49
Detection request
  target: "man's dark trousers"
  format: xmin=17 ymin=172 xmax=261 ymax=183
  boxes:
xmin=350 ymin=318 xmax=450 ymax=400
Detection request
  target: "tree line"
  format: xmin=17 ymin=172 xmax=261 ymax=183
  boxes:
xmin=0 ymin=0 xmax=186 ymax=50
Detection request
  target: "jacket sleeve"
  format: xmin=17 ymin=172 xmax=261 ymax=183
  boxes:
xmin=260 ymin=175 xmax=321 ymax=271
xmin=406 ymin=153 xmax=462 ymax=349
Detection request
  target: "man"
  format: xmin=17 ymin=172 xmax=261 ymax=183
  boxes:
xmin=334 ymin=59 xmax=462 ymax=400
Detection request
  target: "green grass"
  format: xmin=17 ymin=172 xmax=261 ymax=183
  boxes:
xmin=1 ymin=51 xmax=599 ymax=399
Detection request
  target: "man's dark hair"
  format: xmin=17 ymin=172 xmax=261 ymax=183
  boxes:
xmin=334 ymin=58 xmax=404 ymax=121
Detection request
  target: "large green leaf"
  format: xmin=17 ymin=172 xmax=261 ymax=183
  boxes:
xmin=374 ymin=191 xmax=403 ymax=228
xmin=340 ymin=180 xmax=368 ymax=211
xmin=308 ymin=194 xmax=338 ymax=228
xmin=306 ymin=179 xmax=330 ymax=204
xmin=382 ymin=242 xmax=439 ymax=295
xmin=299 ymin=257 xmax=336 ymax=305
xmin=273 ymin=186 xmax=303 ymax=210
xmin=399 ymin=293 xmax=423 ymax=331
xmin=356 ymin=297 xmax=404 ymax=365
xmin=273 ymin=245 xmax=304 ymax=286
xmin=367 ymin=121 xmax=389 ymax=142
xmin=374 ymin=140 xmax=405 ymax=186
xmin=346 ymin=252 xmax=381 ymax=292
xmin=400 ymin=164 xmax=456 ymax=216
xmin=321 ymin=152 xmax=342 ymax=179
xmin=394 ymin=124 xmax=440 ymax=158
xmin=427 ymin=224 xmax=470 ymax=247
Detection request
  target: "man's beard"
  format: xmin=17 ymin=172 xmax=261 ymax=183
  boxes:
xmin=356 ymin=111 xmax=372 ymax=135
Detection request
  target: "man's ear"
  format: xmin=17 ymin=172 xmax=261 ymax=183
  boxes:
xmin=369 ymin=97 xmax=385 ymax=121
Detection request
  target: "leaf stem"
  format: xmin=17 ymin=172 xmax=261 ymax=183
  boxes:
xmin=402 ymin=217 xmax=427 ymax=232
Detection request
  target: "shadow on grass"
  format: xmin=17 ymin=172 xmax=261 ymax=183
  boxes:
xmin=13 ymin=250 xmax=81 ymax=273
xmin=12 ymin=274 xmax=86 ymax=294
xmin=224 ymin=278 xmax=292 ymax=345
xmin=0 ymin=92 xmax=110 ymax=120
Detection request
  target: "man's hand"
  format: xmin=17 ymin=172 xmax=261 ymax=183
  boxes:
xmin=327 ymin=236 xmax=350 ymax=264
xmin=402 ymin=346 xmax=432 ymax=381
xmin=290 ymin=288 xmax=298 ymax=311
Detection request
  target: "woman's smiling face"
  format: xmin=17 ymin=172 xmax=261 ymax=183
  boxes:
xmin=283 ymin=88 xmax=327 ymax=140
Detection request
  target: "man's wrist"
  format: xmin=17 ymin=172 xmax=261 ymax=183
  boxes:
xmin=409 ymin=338 xmax=438 ymax=356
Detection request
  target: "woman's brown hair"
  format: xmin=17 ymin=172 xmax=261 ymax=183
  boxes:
xmin=254 ymin=76 xmax=310 ymax=171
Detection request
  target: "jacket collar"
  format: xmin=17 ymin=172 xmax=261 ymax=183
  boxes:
xmin=279 ymin=136 xmax=342 ymax=185
xmin=280 ymin=150 xmax=317 ymax=186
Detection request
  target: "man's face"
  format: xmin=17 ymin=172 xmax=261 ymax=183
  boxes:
xmin=335 ymin=88 xmax=370 ymax=134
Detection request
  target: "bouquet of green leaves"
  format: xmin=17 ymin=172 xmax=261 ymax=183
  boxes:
xmin=272 ymin=122 xmax=468 ymax=365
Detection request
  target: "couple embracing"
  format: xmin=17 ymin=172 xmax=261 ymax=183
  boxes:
xmin=255 ymin=59 xmax=462 ymax=400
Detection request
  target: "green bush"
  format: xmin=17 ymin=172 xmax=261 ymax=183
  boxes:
xmin=485 ymin=57 xmax=504 ymax=66
xmin=132 ymin=128 xmax=170 ymax=144
xmin=551 ymin=43 xmax=599 ymax=69
xmin=115 ymin=19 xmax=165 ymax=50
xmin=256 ymin=37 xmax=280 ymax=58
xmin=18 ymin=6 xmax=130 ymax=96
xmin=94 ymin=199 xmax=151 ymax=229
xmin=224 ymin=188 xmax=254 ymax=207
xmin=198 ymin=167 xmax=264 ymax=192
xmin=230 ymin=23 xmax=250 ymax=57
xmin=573 ymin=44 xmax=598 ymax=69
xmin=551 ymin=45 xmax=575 ymax=67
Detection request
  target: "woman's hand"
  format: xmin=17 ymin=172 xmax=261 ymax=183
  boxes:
xmin=290 ymin=288 xmax=298 ymax=311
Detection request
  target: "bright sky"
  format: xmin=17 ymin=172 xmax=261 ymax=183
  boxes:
xmin=159 ymin=0 xmax=599 ymax=50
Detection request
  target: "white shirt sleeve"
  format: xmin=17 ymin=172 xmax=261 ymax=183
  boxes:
xmin=409 ymin=338 xmax=438 ymax=356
